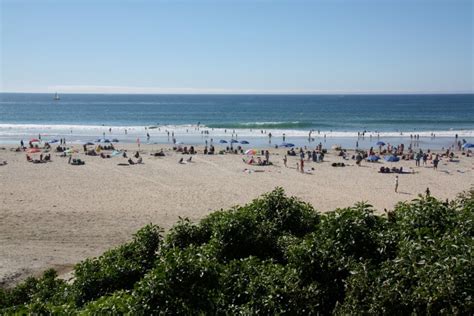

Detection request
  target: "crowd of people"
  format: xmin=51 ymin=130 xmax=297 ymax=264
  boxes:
xmin=4 ymin=134 xmax=471 ymax=176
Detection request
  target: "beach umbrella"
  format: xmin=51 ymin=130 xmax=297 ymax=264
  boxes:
xmin=30 ymin=138 xmax=40 ymax=143
xmin=111 ymin=138 xmax=119 ymax=143
xmin=84 ymin=142 xmax=94 ymax=146
xmin=230 ymin=139 xmax=239 ymax=143
xmin=245 ymin=149 xmax=257 ymax=155
xmin=367 ymin=155 xmax=380 ymax=162
xmin=48 ymin=139 xmax=59 ymax=144
xmin=219 ymin=140 xmax=228 ymax=144
xmin=384 ymin=155 xmax=400 ymax=162
xmin=240 ymin=140 xmax=249 ymax=144
xmin=462 ymin=143 xmax=474 ymax=148
xmin=28 ymin=148 xmax=41 ymax=153
xmin=376 ymin=141 xmax=386 ymax=146
xmin=280 ymin=142 xmax=295 ymax=148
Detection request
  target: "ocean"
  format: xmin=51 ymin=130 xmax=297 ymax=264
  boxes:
xmin=1 ymin=93 xmax=473 ymax=148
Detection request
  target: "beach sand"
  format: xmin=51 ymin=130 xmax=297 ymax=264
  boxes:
xmin=0 ymin=144 xmax=472 ymax=286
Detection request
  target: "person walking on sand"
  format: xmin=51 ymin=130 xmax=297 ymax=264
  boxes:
xmin=283 ymin=155 xmax=287 ymax=167
xmin=394 ymin=175 xmax=399 ymax=193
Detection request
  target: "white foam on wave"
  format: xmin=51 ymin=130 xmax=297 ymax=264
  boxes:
xmin=0 ymin=123 xmax=473 ymax=143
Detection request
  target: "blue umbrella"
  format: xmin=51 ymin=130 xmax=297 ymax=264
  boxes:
xmin=240 ymin=140 xmax=249 ymax=144
xmin=48 ymin=139 xmax=59 ymax=143
xmin=376 ymin=141 xmax=386 ymax=146
xmin=111 ymin=138 xmax=119 ymax=143
xmin=367 ymin=155 xmax=380 ymax=162
xmin=219 ymin=140 xmax=228 ymax=144
xmin=384 ymin=155 xmax=400 ymax=162
xmin=462 ymin=143 xmax=474 ymax=148
xmin=280 ymin=142 xmax=295 ymax=147
xmin=230 ymin=139 xmax=239 ymax=143
xmin=84 ymin=142 xmax=94 ymax=146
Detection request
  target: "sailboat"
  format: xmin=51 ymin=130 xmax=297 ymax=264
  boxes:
xmin=53 ymin=92 xmax=60 ymax=101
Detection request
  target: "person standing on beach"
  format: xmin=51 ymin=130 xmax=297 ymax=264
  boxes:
xmin=395 ymin=176 xmax=399 ymax=193
xmin=283 ymin=155 xmax=287 ymax=167
xmin=300 ymin=158 xmax=304 ymax=173
xmin=433 ymin=155 xmax=439 ymax=170
xmin=283 ymin=133 xmax=286 ymax=142
xmin=415 ymin=151 xmax=421 ymax=167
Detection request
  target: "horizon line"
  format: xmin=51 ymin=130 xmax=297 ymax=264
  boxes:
xmin=0 ymin=85 xmax=471 ymax=95
xmin=1 ymin=91 xmax=473 ymax=96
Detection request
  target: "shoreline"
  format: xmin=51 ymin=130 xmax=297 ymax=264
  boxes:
xmin=0 ymin=123 xmax=472 ymax=150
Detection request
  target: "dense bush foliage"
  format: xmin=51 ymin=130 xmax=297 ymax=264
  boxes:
xmin=1 ymin=188 xmax=472 ymax=314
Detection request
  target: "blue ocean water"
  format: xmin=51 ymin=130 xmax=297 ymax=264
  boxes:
xmin=0 ymin=93 xmax=472 ymax=148
xmin=1 ymin=93 xmax=473 ymax=132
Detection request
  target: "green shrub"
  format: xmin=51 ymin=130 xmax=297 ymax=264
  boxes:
xmin=72 ymin=224 xmax=161 ymax=305
xmin=131 ymin=244 xmax=220 ymax=314
xmin=217 ymin=256 xmax=323 ymax=314
xmin=0 ymin=269 xmax=69 ymax=311
xmin=164 ymin=217 xmax=212 ymax=250
xmin=249 ymin=187 xmax=320 ymax=237
xmin=81 ymin=290 xmax=133 ymax=315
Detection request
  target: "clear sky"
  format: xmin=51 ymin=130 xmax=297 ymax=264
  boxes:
xmin=1 ymin=0 xmax=472 ymax=94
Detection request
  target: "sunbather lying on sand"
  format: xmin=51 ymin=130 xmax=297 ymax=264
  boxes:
xmin=151 ymin=149 xmax=166 ymax=157
xmin=69 ymin=158 xmax=85 ymax=165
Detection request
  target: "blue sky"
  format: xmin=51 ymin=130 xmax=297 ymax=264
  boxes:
xmin=1 ymin=0 xmax=472 ymax=94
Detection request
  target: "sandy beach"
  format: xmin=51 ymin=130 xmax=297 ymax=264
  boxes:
xmin=0 ymin=143 xmax=472 ymax=286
